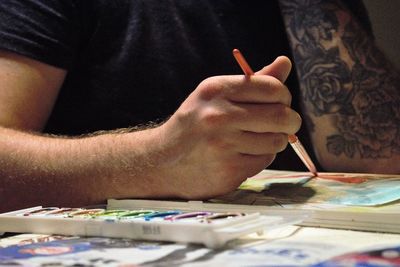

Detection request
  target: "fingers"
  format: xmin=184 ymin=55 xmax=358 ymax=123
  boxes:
xmin=231 ymin=103 xmax=302 ymax=134
xmin=229 ymin=131 xmax=289 ymax=155
xmin=200 ymin=102 xmax=301 ymax=134
xmin=199 ymin=75 xmax=292 ymax=106
xmin=255 ymin=56 xmax=292 ymax=83
xmin=195 ymin=74 xmax=301 ymax=135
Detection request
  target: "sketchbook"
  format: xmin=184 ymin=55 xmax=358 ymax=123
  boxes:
xmin=110 ymin=169 xmax=400 ymax=234
xmin=211 ymin=169 xmax=400 ymax=233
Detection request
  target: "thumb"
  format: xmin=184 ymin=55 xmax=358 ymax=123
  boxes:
xmin=255 ymin=56 xmax=292 ymax=83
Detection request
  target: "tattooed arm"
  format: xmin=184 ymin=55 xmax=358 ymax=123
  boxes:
xmin=279 ymin=0 xmax=400 ymax=173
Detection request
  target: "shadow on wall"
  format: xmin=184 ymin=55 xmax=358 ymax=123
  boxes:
xmin=363 ymin=0 xmax=400 ymax=70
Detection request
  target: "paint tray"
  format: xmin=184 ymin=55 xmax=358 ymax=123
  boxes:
xmin=0 ymin=200 xmax=304 ymax=248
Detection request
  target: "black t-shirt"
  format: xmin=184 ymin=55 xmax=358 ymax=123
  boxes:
xmin=0 ymin=0 xmax=371 ymax=171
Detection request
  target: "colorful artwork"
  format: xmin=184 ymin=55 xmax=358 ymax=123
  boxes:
xmin=0 ymin=236 xmax=170 ymax=266
xmin=313 ymin=245 xmax=400 ymax=267
xmin=0 ymin=235 xmax=361 ymax=266
xmin=1 ymin=233 xmax=399 ymax=267
xmin=233 ymin=170 xmax=400 ymax=206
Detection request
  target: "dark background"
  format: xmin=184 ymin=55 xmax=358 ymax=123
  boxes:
xmin=364 ymin=0 xmax=400 ymax=70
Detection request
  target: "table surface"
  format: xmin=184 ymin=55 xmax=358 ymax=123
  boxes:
xmin=1 ymin=226 xmax=399 ymax=266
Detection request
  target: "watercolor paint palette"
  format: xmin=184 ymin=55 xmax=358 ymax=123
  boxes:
xmin=0 ymin=204 xmax=294 ymax=248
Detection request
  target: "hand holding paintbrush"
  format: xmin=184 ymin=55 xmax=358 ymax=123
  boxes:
xmin=233 ymin=49 xmax=318 ymax=176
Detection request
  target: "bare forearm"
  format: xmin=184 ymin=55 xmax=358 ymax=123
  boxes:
xmin=279 ymin=0 xmax=400 ymax=173
xmin=0 ymin=126 xmax=174 ymax=212
xmin=0 ymin=60 xmax=302 ymax=212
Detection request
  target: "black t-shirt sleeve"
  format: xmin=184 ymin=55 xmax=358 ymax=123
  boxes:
xmin=0 ymin=0 xmax=80 ymax=69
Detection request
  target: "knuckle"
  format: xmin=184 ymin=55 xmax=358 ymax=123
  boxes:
xmin=199 ymin=107 xmax=229 ymax=128
xmin=273 ymin=105 xmax=291 ymax=126
xmin=198 ymin=77 xmax=224 ymax=100
xmin=273 ymin=105 xmax=301 ymax=134
xmin=264 ymin=77 xmax=292 ymax=106
xmin=264 ymin=76 xmax=281 ymax=93
xmin=271 ymin=80 xmax=292 ymax=105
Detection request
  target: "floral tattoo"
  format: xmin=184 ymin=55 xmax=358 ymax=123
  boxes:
xmin=279 ymin=0 xmax=400 ymax=159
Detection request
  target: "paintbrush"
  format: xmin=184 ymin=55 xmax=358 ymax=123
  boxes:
xmin=232 ymin=48 xmax=318 ymax=176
